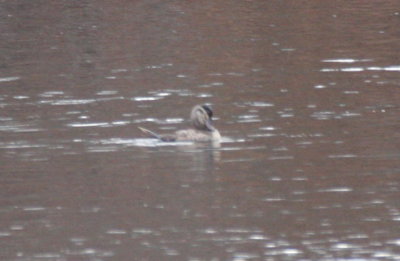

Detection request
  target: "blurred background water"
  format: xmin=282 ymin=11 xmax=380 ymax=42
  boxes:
xmin=1 ymin=0 xmax=400 ymax=260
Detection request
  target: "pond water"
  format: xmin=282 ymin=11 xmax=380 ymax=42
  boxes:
xmin=1 ymin=1 xmax=400 ymax=260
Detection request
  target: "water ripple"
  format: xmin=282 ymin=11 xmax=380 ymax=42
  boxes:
xmin=322 ymin=58 xmax=373 ymax=63
xmin=321 ymin=65 xmax=400 ymax=72
xmin=0 ymin=141 xmax=46 ymax=149
xmin=0 ymin=122 xmax=43 ymax=133
xmin=318 ymin=187 xmax=353 ymax=193
xmin=67 ymin=122 xmax=110 ymax=128
xmin=132 ymin=96 xmax=163 ymax=101
xmin=89 ymin=138 xmax=193 ymax=148
xmin=39 ymin=99 xmax=96 ymax=105
xmin=311 ymin=111 xmax=361 ymax=120
xmin=0 ymin=76 xmax=20 ymax=82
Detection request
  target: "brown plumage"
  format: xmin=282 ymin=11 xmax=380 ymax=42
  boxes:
xmin=139 ymin=104 xmax=221 ymax=142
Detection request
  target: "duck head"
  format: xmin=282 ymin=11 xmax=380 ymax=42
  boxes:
xmin=190 ymin=104 xmax=216 ymax=131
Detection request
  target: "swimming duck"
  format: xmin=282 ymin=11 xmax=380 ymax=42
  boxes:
xmin=139 ymin=104 xmax=221 ymax=142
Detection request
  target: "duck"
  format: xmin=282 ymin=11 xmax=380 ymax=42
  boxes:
xmin=139 ymin=104 xmax=221 ymax=142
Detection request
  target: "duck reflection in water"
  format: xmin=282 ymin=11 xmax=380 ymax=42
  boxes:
xmin=139 ymin=104 xmax=221 ymax=142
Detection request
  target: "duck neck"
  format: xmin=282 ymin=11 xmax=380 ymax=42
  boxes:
xmin=205 ymin=120 xmax=216 ymax=132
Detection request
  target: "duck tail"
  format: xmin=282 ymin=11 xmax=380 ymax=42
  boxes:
xmin=138 ymin=127 xmax=161 ymax=139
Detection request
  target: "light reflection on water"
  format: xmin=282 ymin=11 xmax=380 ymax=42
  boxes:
xmin=1 ymin=1 xmax=400 ymax=260
xmin=320 ymin=65 xmax=400 ymax=72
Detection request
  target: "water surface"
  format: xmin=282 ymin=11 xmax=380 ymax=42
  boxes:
xmin=1 ymin=1 xmax=400 ymax=260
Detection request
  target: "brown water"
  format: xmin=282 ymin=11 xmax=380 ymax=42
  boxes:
xmin=1 ymin=1 xmax=400 ymax=260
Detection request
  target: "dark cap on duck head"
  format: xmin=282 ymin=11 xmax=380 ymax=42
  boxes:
xmin=201 ymin=104 xmax=213 ymax=119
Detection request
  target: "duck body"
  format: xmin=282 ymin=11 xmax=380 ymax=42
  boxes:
xmin=172 ymin=128 xmax=221 ymax=142
xmin=139 ymin=104 xmax=221 ymax=142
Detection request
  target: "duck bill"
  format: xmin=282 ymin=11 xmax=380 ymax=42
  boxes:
xmin=205 ymin=120 xmax=215 ymax=131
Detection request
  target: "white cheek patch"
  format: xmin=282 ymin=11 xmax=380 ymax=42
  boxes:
xmin=196 ymin=111 xmax=204 ymax=122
